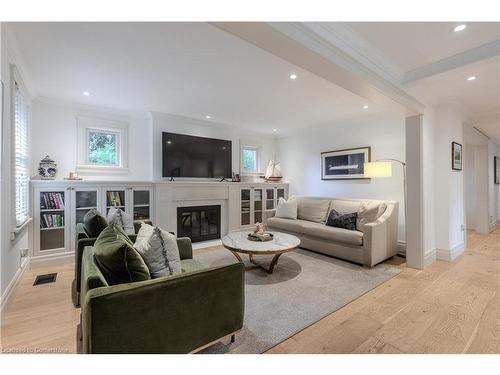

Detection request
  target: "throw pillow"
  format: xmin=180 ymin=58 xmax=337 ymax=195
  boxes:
xmin=134 ymin=223 xmax=182 ymax=278
xmin=107 ymin=207 xmax=135 ymax=235
xmin=275 ymin=197 xmax=298 ymax=220
xmin=83 ymin=208 xmax=108 ymax=238
xmin=326 ymin=209 xmax=357 ymax=231
xmin=93 ymin=224 xmax=151 ymax=285
xmin=356 ymin=202 xmax=387 ymax=231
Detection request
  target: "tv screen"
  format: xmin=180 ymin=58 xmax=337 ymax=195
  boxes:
xmin=162 ymin=132 xmax=232 ymax=178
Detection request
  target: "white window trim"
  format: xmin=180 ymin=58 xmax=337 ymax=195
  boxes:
xmin=240 ymin=144 xmax=263 ymax=176
xmin=12 ymin=66 xmax=31 ymax=229
xmin=76 ymin=115 xmax=129 ymax=175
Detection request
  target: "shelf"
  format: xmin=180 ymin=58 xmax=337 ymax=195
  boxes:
xmin=107 ymin=205 xmax=125 ymax=208
xmin=40 ymin=226 xmax=65 ymax=231
xmin=134 ymin=204 xmax=150 ymax=207
xmin=76 ymin=206 xmax=96 ymax=210
xmin=40 ymin=208 xmax=64 ymax=212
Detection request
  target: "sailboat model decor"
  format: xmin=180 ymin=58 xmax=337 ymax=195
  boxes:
xmin=265 ymin=160 xmax=283 ymax=182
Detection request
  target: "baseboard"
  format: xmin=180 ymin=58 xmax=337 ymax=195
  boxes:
xmin=0 ymin=256 xmax=30 ymax=314
xmin=436 ymin=242 xmax=465 ymax=262
xmin=396 ymin=240 xmax=406 ymax=256
xmin=30 ymin=251 xmax=74 ymax=264
xmin=488 ymin=219 xmax=500 ymax=232
xmin=424 ymin=248 xmax=436 ymax=268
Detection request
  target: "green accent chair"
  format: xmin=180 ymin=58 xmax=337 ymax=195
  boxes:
xmin=79 ymin=240 xmax=245 ymax=354
xmin=72 ymin=220 xmax=151 ymax=307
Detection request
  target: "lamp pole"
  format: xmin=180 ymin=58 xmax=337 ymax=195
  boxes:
xmin=375 ymin=159 xmax=407 ymax=245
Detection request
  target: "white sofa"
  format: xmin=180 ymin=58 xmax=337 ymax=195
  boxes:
xmin=265 ymin=196 xmax=399 ymax=267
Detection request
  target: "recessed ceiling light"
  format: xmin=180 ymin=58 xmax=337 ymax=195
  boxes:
xmin=289 ymin=74 xmax=297 ymax=80
xmin=273 ymin=128 xmax=277 ymax=132
xmin=363 ymin=105 xmax=369 ymax=110
xmin=453 ymin=24 xmax=467 ymax=32
xmin=82 ymin=91 xmax=90 ymax=96
xmin=467 ymin=76 xmax=476 ymax=81
xmin=205 ymin=115 xmax=211 ymax=119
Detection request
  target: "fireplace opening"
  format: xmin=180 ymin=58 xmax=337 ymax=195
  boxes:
xmin=177 ymin=205 xmax=221 ymax=243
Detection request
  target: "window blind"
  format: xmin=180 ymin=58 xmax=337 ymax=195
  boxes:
xmin=14 ymin=81 xmax=29 ymax=226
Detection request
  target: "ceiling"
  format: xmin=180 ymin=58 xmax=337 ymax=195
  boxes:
xmin=6 ymin=22 xmax=382 ymax=135
xmin=346 ymin=22 xmax=500 ymax=72
xmin=346 ymin=22 xmax=500 ymax=142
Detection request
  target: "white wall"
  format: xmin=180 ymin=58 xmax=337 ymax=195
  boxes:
xmin=30 ymin=98 xmax=153 ymax=181
xmin=275 ymin=112 xmax=406 ymax=243
xmin=465 ymin=143 xmax=476 ymax=230
xmin=433 ymin=105 xmax=466 ymax=255
xmin=151 ymin=112 xmax=276 ymax=181
xmin=488 ymin=141 xmax=500 ymax=227
xmin=1 ymin=29 xmax=31 ymax=299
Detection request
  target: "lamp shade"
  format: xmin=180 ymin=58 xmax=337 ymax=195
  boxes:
xmin=364 ymin=161 xmax=392 ymax=178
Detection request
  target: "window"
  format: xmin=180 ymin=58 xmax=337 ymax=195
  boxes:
xmin=241 ymin=146 xmax=259 ymax=174
xmin=87 ymin=129 xmax=119 ymax=165
xmin=14 ymin=81 xmax=29 ymax=226
xmin=76 ymin=115 xmax=129 ymax=175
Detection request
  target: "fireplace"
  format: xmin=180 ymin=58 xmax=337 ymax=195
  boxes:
xmin=177 ymin=205 xmax=221 ymax=243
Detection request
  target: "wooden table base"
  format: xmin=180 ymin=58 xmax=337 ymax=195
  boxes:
xmin=230 ymin=251 xmax=283 ymax=274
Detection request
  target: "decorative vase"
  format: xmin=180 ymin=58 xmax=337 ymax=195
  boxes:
xmin=38 ymin=155 xmax=57 ymax=180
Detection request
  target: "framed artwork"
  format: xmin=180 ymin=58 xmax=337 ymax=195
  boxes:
xmin=321 ymin=146 xmax=371 ymax=180
xmin=451 ymin=142 xmax=462 ymax=171
xmin=495 ymin=156 xmax=500 ymax=184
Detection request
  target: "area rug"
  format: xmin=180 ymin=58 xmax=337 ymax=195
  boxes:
xmin=196 ymin=246 xmax=401 ymax=354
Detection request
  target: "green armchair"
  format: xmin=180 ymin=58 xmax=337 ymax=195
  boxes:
xmin=72 ymin=221 xmax=152 ymax=307
xmin=79 ymin=240 xmax=245 ymax=353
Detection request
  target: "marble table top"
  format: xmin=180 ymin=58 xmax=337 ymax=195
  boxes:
xmin=222 ymin=230 xmax=301 ymax=254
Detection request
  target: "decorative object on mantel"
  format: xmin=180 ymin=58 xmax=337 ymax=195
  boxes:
xmin=38 ymin=155 xmax=57 ymax=180
xmin=232 ymin=172 xmax=241 ymax=182
xmin=248 ymin=222 xmax=273 ymax=242
xmin=321 ymin=146 xmax=371 ymax=180
xmin=451 ymin=142 xmax=463 ymax=171
xmin=64 ymin=171 xmax=82 ymax=180
xmin=264 ymin=160 xmax=282 ymax=182
xmin=494 ymin=156 xmax=499 ymax=184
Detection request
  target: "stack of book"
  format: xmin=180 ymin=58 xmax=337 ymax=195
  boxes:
xmin=41 ymin=214 xmax=64 ymax=228
xmin=40 ymin=192 xmax=65 ymax=210
xmin=107 ymin=191 xmax=123 ymax=206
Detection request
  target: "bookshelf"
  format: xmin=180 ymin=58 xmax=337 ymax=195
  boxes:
xmin=38 ymin=190 xmax=67 ymax=253
xmin=239 ymin=185 xmax=287 ymax=227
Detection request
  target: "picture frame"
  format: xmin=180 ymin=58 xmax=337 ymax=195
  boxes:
xmin=495 ymin=156 xmax=500 ymax=184
xmin=451 ymin=142 xmax=463 ymax=171
xmin=321 ymin=146 xmax=371 ymax=180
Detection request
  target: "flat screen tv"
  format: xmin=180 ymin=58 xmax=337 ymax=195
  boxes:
xmin=162 ymin=132 xmax=232 ymax=178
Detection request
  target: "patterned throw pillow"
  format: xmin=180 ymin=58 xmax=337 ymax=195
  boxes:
xmin=107 ymin=207 xmax=135 ymax=235
xmin=325 ymin=209 xmax=358 ymax=231
xmin=134 ymin=223 xmax=182 ymax=278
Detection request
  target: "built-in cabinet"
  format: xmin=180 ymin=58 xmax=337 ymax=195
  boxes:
xmin=31 ymin=182 xmax=154 ymax=258
xmin=239 ymin=185 xmax=287 ymax=228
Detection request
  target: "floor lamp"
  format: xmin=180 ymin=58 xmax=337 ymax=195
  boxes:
xmin=364 ymin=159 xmax=407 ymax=246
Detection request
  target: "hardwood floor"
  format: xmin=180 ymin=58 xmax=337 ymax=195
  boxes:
xmin=1 ymin=229 xmax=498 ymax=354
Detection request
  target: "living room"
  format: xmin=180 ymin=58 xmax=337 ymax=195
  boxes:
xmin=1 ymin=1 xmax=499 ymax=373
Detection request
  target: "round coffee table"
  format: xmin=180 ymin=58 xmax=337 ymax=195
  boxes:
xmin=222 ymin=231 xmax=300 ymax=274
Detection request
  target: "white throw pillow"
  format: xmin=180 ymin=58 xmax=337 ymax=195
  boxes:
xmin=275 ymin=197 xmax=298 ymax=220
xmin=134 ymin=223 xmax=181 ymax=278
xmin=356 ymin=202 xmax=387 ymax=232
xmin=107 ymin=207 xmax=135 ymax=235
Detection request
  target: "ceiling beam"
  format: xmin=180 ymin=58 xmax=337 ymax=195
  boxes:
xmin=402 ymin=39 xmax=500 ymax=84
xmin=212 ymin=22 xmax=425 ymax=116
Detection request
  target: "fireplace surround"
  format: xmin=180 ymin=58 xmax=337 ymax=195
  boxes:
xmin=177 ymin=205 xmax=221 ymax=243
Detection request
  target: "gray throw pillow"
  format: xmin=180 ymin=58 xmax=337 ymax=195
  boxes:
xmin=326 ymin=209 xmax=357 ymax=231
xmin=107 ymin=207 xmax=135 ymax=235
xmin=134 ymin=223 xmax=182 ymax=278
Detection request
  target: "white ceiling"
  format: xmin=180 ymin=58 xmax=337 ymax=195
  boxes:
xmin=346 ymin=22 xmax=500 ymax=72
xmin=6 ymin=22 xmax=382 ymax=135
xmin=346 ymin=22 xmax=500 ymax=142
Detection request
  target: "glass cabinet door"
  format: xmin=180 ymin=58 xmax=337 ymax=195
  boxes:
xmin=240 ymin=189 xmax=251 ymax=226
xmin=253 ymin=188 xmax=263 ymax=224
xmin=132 ymin=189 xmax=151 ymax=220
xmin=105 ymin=189 xmax=126 ymax=214
xmin=266 ymin=188 xmax=275 ymax=210
xmin=39 ymin=190 xmax=67 ymax=252
xmin=74 ymin=189 xmax=99 ymax=225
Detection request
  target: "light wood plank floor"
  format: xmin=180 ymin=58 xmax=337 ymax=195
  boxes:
xmin=1 ymin=229 xmax=498 ymax=354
